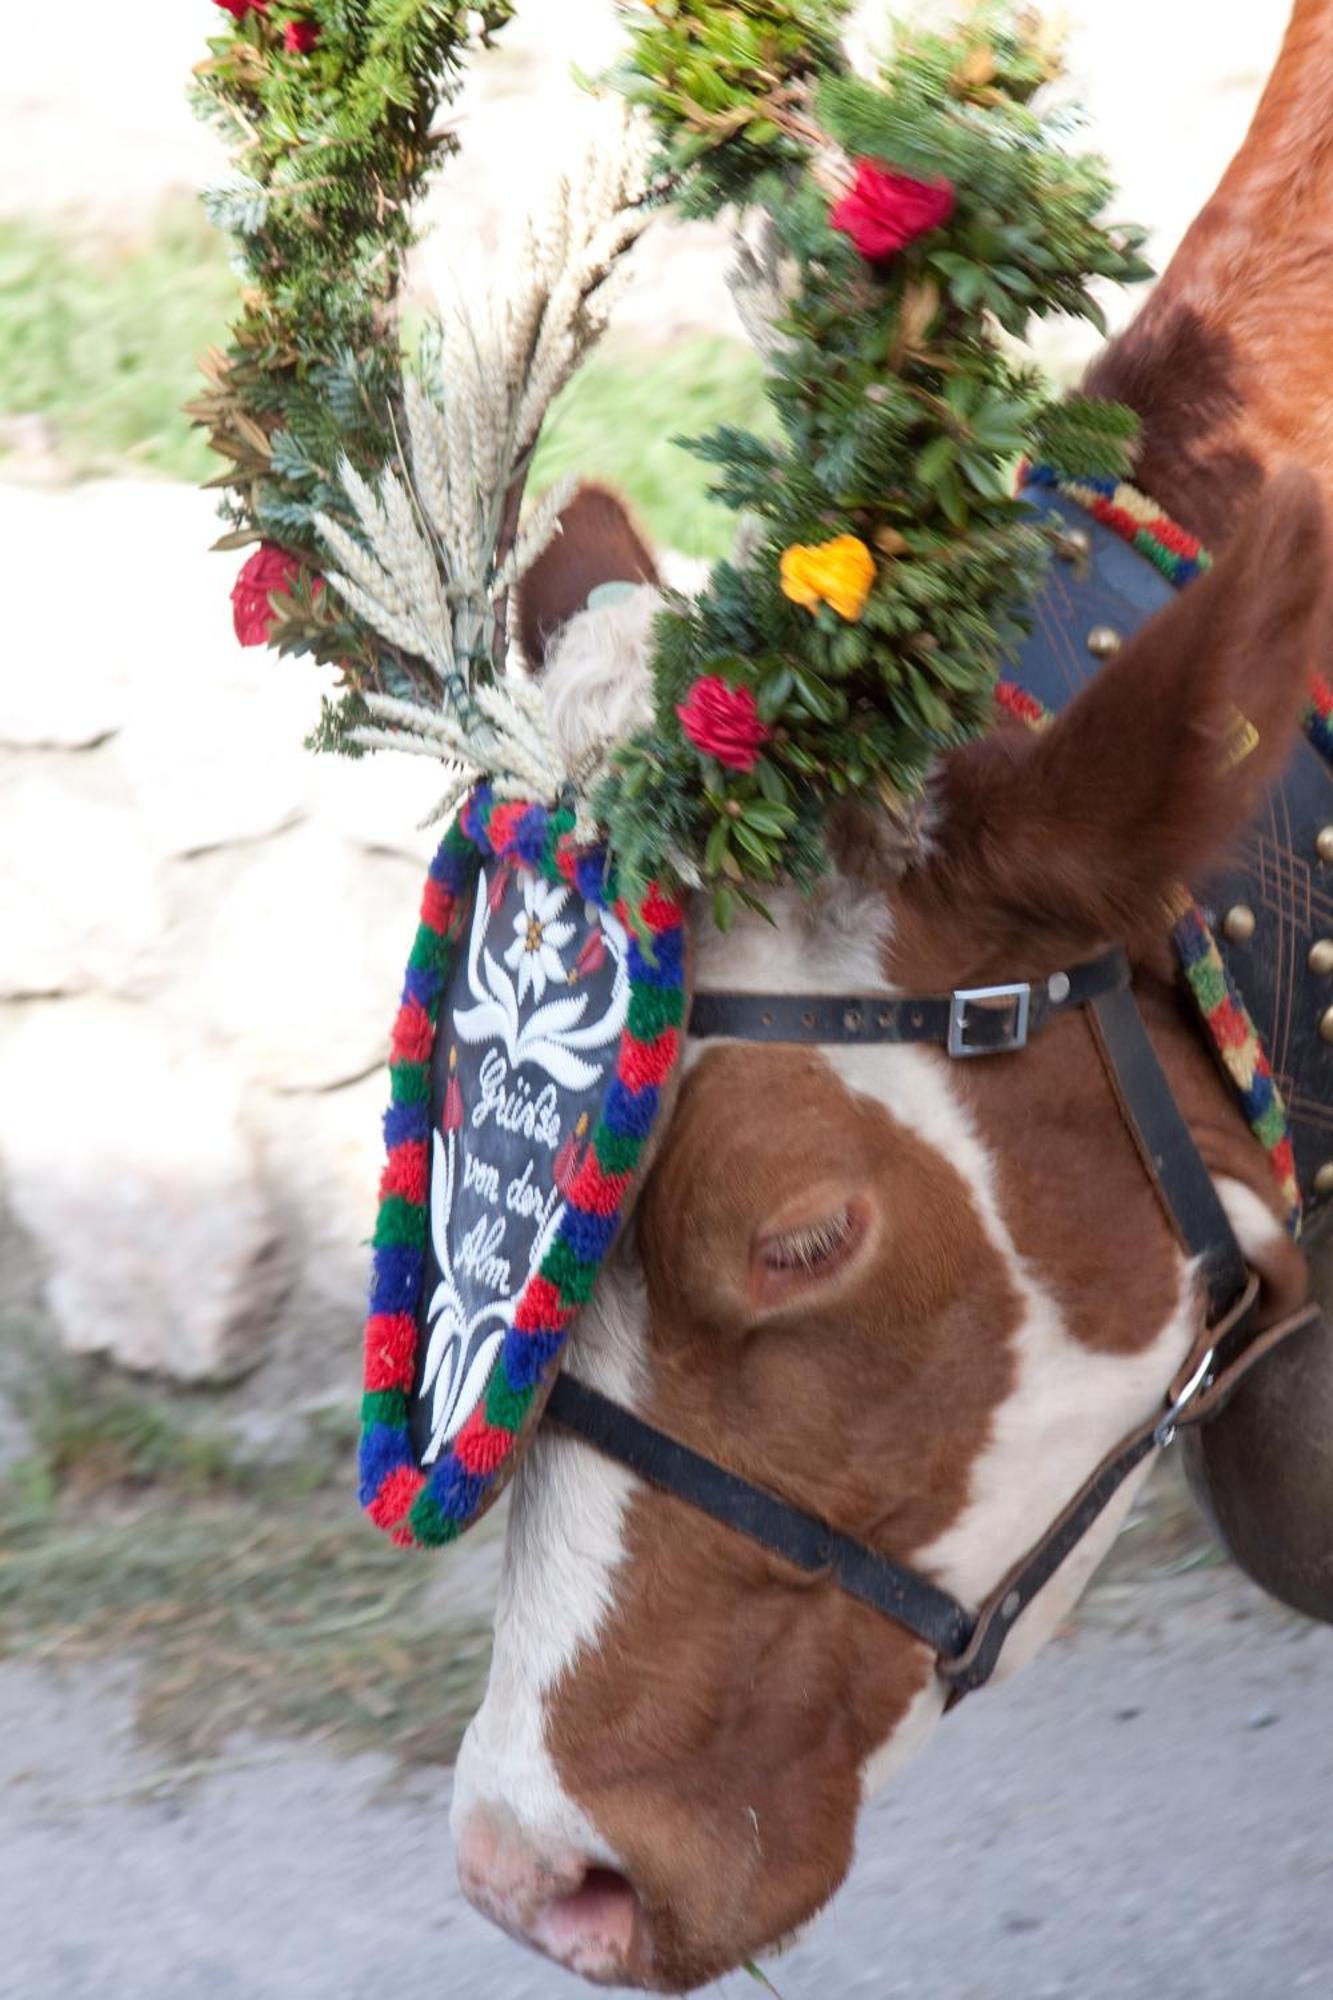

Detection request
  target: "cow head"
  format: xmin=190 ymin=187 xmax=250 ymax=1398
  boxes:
xmin=448 ymin=474 xmax=1326 ymax=1989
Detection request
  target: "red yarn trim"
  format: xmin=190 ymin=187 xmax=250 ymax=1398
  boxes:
xmin=554 ymin=835 xmax=580 ymax=883
xmin=368 ymin=1463 xmax=425 ymax=1528
xmin=454 ymin=1413 xmax=515 ymax=1476
xmin=420 ymin=879 xmax=456 ymax=935
xmin=486 ymin=801 xmax=526 ymax=851
xmin=379 ymin=1142 xmax=429 ymax=1205
xmin=512 ymin=1275 xmax=577 ymax=1335
xmin=1213 ymin=998 xmax=1249 ymax=1052
xmin=364 ymin=1312 xmax=418 ymax=1391
xmin=390 ymin=999 xmax=435 ymax=1064
xmin=617 ymin=1027 xmax=680 ymax=1091
xmin=565 ymin=1156 xmax=631 ymax=1218
xmin=639 ymin=885 xmax=685 ymax=933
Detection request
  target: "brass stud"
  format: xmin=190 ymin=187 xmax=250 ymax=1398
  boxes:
xmin=1315 ymin=1163 xmax=1333 ymax=1197
xmin=1320 ymin=1006 xmax=1333 ymax=1046
xmin=1055 ymin=526 xmax=1092 ymax=563
xmin=1222 ymin=904 xmax=1257 ymax=945
xmin=1086 ymin=624 xmax=1123 ymax=659
xmin=1310 ymin=940 xmax=1333 ymax=977
xmin=1318 ymin=827 xmax=1333 ymax=865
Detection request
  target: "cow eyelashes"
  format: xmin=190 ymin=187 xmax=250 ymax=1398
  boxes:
xmin=760 ymin=1205 xmax=855 ymax=1274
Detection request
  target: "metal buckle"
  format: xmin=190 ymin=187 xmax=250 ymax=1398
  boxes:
xmin=947 ymin=982 xmax=1032 ymax=1059
xmin=1154 ymin=1345 xmax=1217 ymax=1449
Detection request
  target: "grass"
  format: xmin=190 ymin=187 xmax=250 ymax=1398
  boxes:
xmin=533 ymin=334 xmax=769 ymax=560
xmin=0 ymin=204 xmax=239 ymax=483
xmin=0 ymin=1358 xmax=493 ymax=1770
xmin=0 ymin=203 xmax=765 ymax=557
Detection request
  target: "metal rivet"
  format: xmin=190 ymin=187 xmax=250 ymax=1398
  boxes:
xmin=877 ymin=1009 xmax=893 ymax=1028
xmin=1222 ymin=904 xmax=1257 ymax=945
xmin=1311 ymin=940 xmax=1333 ymax=977
xmin=760 ymin=1011 xmax=774 ymax=1028
xmin=1001 ymin=1590 xmax=1022 ymax=1621
xmin=1055 ymin=526 xmax=1091 ymax=563
xmin=1318 ymin=828 xmax=1333 ymax=865
xmin=1047 ymin=971 xmax=1071 ymax=1004
xmin=1320 ymin=1007 xmax=1333 ymax=1046
xmin=1315 ymin=1163 xmax=1333 ymax=1197
xmin=1086 ymin=625 xmax=1123 ymax=659
xmin=843 ymin=1007 xmax=863 ymax=1033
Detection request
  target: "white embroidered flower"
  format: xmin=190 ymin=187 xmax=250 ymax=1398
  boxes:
xmin=503 ymin=877 xmax=575 ymax=1004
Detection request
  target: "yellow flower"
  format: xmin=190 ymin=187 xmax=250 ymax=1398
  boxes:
xmin=779 ymin=535 xmax=876 ymax=622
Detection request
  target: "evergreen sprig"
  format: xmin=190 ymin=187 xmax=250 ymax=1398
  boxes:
xmin=190 ymin=0 xmax=513 ymax=742
xmin=601 ymin=0 xmax=1152 ymax=923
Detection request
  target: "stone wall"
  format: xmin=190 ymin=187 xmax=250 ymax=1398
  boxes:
xmin=0 ymin=479 xmax=447 ymax=1405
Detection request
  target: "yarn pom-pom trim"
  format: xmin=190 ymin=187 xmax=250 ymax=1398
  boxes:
xmin=358 ymin=788 xmax=687 ymax=1547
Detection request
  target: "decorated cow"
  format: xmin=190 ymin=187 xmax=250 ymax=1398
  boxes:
xmin=195 ymin=1 xmax=1333 ymax=1988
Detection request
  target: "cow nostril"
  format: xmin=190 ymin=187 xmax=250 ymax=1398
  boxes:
xmin=531 ymin=1863 xmax=644 ymax=1980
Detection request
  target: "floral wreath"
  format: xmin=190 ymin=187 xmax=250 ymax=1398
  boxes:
xmin=192 ymin=0 xmax=1151 ymax=926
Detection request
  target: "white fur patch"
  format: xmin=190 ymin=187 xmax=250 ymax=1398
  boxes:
xmin=450 ymin=1252 xmax=648 ymax=1864
xmin=541 ymin=585 xmax=660 ymax=777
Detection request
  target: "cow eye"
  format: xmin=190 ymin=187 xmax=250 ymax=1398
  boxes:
xmin=760 ymin=1206 xmax=855 ymax=1274
xmin=751 ymin=1197 xmax=872 ymax=1309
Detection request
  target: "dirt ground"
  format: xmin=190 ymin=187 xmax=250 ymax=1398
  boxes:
xmin=3 ymin=1555 xmax=1331 ymax=2000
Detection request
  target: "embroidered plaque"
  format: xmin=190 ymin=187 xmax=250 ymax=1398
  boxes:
xmin=359 ymin=790 xmax=688 ymax=1546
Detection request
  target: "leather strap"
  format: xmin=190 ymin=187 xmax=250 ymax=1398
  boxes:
xmin=545 ymin=1373 xmax=974 ymax=1658
xmin=689 ymin=948 xmax=1130 ymax=1051
xmin=940 ymin=1283 xmax=1320 ymax=1697
xmin=547 ymin=1284 xmax=1321 ymax=1700
xmin=1087 ymin=983 xmax=1249 ymax=1321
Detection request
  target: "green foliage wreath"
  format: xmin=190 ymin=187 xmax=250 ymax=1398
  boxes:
xmin=192 ymin=0 xmax=1151 ymax=921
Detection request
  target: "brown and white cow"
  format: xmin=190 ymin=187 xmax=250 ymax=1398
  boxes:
xmin=450 ymin=6 xmax=1333 ymax=1987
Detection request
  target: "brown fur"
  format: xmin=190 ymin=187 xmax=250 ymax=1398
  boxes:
xmin=516 ymin=481 xmax=659 ymax=667
xmin=1089 ymin=0 xmax=1333 ymax=545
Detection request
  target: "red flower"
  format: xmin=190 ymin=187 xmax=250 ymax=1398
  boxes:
xmin=230 ymin=542 xmax=308 ymax=647
xmin=213 ymin=0 xmax=267 ymax=17
xmin=284 ymin=18 xmax=320 ymax=51
xmin=443 ymin=1073 xmax=464 ymax=1134
xmin=676 ymin=676 xmax=769 ymax=774
xmin=830 ymin=159 xmax=955 ymax=262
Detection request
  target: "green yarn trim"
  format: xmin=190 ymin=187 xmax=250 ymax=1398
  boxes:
xmin=410 ymin=926 xmax=450 ymax=973
xmin=542 ymin=1237 xmax=601 ymax=1305
xmin=593 ymin=1128 xmax=644 ymax=1177
xmin=628 ymin=982 xmax=686 ymax=1040
xmin=361 ymin=1388 xmax=407 ymax=1428
xmin=485 ymin=1371 xmax=536 ymax=1435
xmin=390 ymin=1061 xmax=431 ymax=1105
xmin=410 ymin=1494 xmax=461 ymax=1546
xmin=373 ymin=1195 xmax=427 ymax=1249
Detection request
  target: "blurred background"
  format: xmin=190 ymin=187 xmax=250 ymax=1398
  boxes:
xmin=2 ymin=5 xmax=1329 ymax=1997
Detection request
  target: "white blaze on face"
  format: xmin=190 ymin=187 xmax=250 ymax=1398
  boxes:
xmin=450 ymin=1252 xmax=648 ymax=1861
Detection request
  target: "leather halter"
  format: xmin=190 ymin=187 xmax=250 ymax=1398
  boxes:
xmin=547 ymin=944 xmax=1321 ymax=1700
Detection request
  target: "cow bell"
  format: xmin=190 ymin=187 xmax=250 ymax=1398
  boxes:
xmin=1183 ymin=1232 xmax=1333 ymax=1625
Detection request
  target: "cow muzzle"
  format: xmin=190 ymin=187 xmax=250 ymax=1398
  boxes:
xmin=455 ymin=1801 xmax=651 ymax=1986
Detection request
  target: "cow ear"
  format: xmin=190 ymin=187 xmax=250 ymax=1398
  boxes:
xmin=516 ymin=482 xmax=659 ymax=669
xmin=901 ymin=469 xmax=1330 ymax=977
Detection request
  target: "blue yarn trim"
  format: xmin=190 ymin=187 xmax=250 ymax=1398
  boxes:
xmin=602 ymin=1077 xmax=660 ymax=1139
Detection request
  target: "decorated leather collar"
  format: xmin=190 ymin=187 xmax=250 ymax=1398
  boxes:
xmin=359 ymin=791 xmax=688 ymax=1546
xmin=1016 ymin=469 xmax=1333 ymax=1230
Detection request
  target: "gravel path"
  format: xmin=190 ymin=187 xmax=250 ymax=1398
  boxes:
xmin=3 ymin=1565 xmax=1330 ymax=2000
